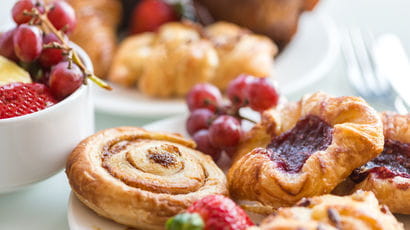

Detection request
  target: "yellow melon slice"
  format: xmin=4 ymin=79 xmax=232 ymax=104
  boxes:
xmin=0 ymin=56 xmax=31 ymax=86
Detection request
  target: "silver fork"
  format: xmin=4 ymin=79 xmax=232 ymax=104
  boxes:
xmin=341 ymin=28 xmax=408 ymax=114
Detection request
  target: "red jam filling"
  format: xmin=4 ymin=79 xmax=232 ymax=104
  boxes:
xmin=267 ymin=115 xmax=333 ymax=173
xmin=352 ymin=139 xmax=410 ymax=181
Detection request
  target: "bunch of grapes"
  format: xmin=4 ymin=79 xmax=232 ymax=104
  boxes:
xmin=186 ymin=75 xmax=279 ymax=162
xmin=0 ymin=0 xmax=93 ymax=99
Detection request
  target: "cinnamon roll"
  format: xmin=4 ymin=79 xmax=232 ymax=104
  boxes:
xmin=228 ymin=92 xmax=384 ymax=213
xmin=351 ymin=112 xmax=410 ymax=214
xmin=66 ymin=127 xmax=227 ymax=230
xmin=250 ymin=190 xmax=404 ymax=230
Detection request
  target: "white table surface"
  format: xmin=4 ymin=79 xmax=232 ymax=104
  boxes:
xmin=1 ymin=0 xmax=410 ymax=229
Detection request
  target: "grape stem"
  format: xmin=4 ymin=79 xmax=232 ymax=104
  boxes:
xmin=215 ymin=104 xmax=257 ymax=124
xmin=238 ymin=115 xmax=257 ymax=124
xmin=25 ymin=7 xmax=112 ymax=90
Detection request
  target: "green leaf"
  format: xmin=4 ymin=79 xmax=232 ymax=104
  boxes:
xmin=166 ymin=212 xmax=204 ymax=230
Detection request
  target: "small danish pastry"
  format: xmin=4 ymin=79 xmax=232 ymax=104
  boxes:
xmin=351 ymin=112 xmax=410 ymax=214
xmin=228 ymin=92 xmax=384 ymax=213
xmin=66 ymin=127 xmax=227 ymax=230
xmin=250 ymin=190 xmax=404 ymax=230
xmin=108 ymin=21 xmax=276 ymax=97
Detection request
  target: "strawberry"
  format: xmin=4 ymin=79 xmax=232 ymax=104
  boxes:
xmin=0 ymin=82 xmax=57 ymax=119
xmin=166 ymin=195 xmax=254 ymax=230
xmin=130 ymin=0 xmax=178 ymax=34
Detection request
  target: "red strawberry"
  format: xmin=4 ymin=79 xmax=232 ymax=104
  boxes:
xmin=187 ymin=195 xmax=254 ymax=230
xmin=130 ymin=0 xmax=178 ymax=34
xmin=0 ymin=82 xmax=57 ymax=119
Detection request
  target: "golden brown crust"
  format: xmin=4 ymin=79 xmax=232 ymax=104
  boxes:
xmin=303 ymin=0 xmax=320 ymax=11
xmin=108 ymin=21 xmax=276 ymax=97
xmin=65 ymin=0 xmax=121 ymax=78
xmin=382 ymin=112 xmax=410 ymax=143
xmin=197 ymin=0 xmax=320 ymax=49
xmin=228 ymin=92 xmax=384 ymax=213
xmin=66 ymin=127 xmax=228 ymax=230
xmin=352 ymin=112 xmax=410 ymax=214
xmin=250 ymin=190 xmax=404 ymax=230
xmin=205 ymin=22 xmax=276 ymax=90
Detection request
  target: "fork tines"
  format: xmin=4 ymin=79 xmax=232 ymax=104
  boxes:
xmin=341 ymin=28 xmax=391 ymax=98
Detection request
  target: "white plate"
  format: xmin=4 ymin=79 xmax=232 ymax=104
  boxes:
xmin=92 ymin=12 xmax=339 ymax=117
xmin=68 ymin=116 xmax=410 ymax=230
xmin=67 ymin=116 xmax=188 ymax=230
xmin=0 ymin=3 xmax=339 ymax=117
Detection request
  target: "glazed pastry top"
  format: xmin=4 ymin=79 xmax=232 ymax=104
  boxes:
xmin=228 ymin=92 xmax=384 ymax=212
xmin=250 ymin=190 xmax=404 ymax=230
xmin=66 ymin=127 xmax=227 ymax=230
xmin=350 ymin=112 xmax=410 ymax=215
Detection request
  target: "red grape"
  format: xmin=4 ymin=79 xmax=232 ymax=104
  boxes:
xmin=186 ymin=83 xmax=222 ymax=112
xmin=47 ymin=1 xmax=76 ymax=34
xmin=0 ymin=28 xmax=17 ymax=60
xmin=224 ymin=146 xmax=238 ymax=159
xmin=246 ymin=78 xmax=279 ymax=111
xmin=12 ymin=0 xmax=44 ymax=25
xmin=49 ymin=61 xmax=84 ymax=99
xmin=13 ymin=24 xmax=43 ymax=62
xmin=39 ymin=33 xmax=65 ymax=67
xmin=227 ymin=74 xmax=255 ymax=107
xmin=186 ymin=108 xmax=214 ymax=136
xmin=12 ymin=0 xmax=35 ymax=25
xmin=208 ymin=115 xmax=242 ymax=148
xmin=193 ymin=130 xmax=222 ymax=162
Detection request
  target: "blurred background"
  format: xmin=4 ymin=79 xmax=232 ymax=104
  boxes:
xmin=3 ymin=0 xmax=410 ymax=127
xmin=95 ymin=0 xmax=410 ymax=128
xmin=0 ymin=0 xmax=410 ymax=229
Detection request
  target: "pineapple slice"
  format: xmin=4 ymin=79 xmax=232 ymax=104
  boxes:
xmin=0 ymin=56 xmax=31 ymax=86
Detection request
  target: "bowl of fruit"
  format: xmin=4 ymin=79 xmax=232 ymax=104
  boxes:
xmin=0 ymin=0 xmax=110 ymax=193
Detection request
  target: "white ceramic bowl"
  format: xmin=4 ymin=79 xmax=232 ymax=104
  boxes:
xmin=0 ymin=45 xmax=94 ymax=193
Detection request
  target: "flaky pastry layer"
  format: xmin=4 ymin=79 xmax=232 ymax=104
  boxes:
xmin=66 ymin=127 xmax=227 ymax=229
xmin=249 ymin=190 xmax=403 ymax=230
xmin=229 ymin=92 xmax=384 ymax=213
xmin=352 ymin=112 xmax=410 ymax=214
xmin=108 ymin=21 xmax=276 ymax=97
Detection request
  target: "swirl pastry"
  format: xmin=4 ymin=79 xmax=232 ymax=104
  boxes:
xmin=350 ymin=112 xmax=410 ymax=214
xmin=108 ymin=21 xmax=276 ymax=97
xmin=66 ymin=127 xmax=227 ymax=230
xmin=228 ymin=92 xmax=384 ymax=213
xmin=250 ymin=190 xmax=404 ymax=230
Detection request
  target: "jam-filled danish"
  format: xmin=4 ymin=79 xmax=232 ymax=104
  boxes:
xmin=228 ymin=92 xmax=384 ymax=213
xmin=66 ymin=127 xmax=227 ymax=230
xmin=351 ymin=112 xmax=410 ymax=214
xmin=250 ymin=190 xmax=404 ymax=230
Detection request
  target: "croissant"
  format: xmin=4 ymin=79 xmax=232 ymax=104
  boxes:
xmin=65 ymin=0 xmax=121 ymax=78
xmin=250 ymin=190 xmax=404 ymax=230
xmin=350 ymin=112 xmax=410 ymax=214
xmin=66 ymin=127 xmax=228 ymax=230
xmin=108 ymin=21 xmax=276 ymax=97
xmin=228 ymin=92 xmax=384 ymax=213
